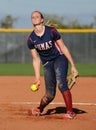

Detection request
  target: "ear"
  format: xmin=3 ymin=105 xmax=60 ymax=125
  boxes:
xmin=41 ymin=18 xmax=44 ymax=23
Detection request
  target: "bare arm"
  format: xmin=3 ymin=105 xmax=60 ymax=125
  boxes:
xmin=57 ymin=38 xmax=78 ymax=74
xmin=30 ymin=49 xmax=41 ymax=86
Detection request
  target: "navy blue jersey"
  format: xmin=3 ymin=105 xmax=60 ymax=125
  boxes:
xmin=27 ymin=26 xmax=62 ymax=64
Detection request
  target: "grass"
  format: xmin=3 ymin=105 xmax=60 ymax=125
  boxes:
xmin=0 ymin=63 xmax=36 ymax=76
xmin=76 ymin=63 xmax=96 ymax=76
xmin=0 ymin=63 xmax=96 ymax=76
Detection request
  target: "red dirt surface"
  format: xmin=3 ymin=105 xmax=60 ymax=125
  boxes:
xmin=0 ymin=76 xmax=96 ymax=130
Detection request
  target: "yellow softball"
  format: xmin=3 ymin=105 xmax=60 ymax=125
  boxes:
xmin=30 ymin=84 xmax=38 ymax=92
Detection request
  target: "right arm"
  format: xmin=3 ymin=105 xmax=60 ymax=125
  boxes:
xmin=30 ymin=49 xmax=41 ymax=86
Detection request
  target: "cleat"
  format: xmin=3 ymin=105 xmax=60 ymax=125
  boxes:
xmin=31 ymin=108 xmax=41 ymax=116
xmin=65 ymin=111 xmax=76 ymax=119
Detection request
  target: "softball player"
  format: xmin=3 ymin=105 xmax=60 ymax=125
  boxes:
xmin=27 ymin=11 xmax=78 ymax=119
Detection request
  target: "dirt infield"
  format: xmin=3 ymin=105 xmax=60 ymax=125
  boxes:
xmin=0 ymin=76 xmax=96 ymax=130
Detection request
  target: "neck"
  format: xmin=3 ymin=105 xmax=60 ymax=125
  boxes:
xmin=34 ymin=25 xmax=45 ymax=37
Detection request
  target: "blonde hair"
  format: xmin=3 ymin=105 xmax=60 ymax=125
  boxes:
xmin=45 ymin=20 xmax=58 ymax=28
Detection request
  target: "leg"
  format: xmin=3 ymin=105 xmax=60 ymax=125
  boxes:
xmin=62 ymin=90 xmax=76 ymax=119
xmin=32 ymin=61 xmax=56 ymax=115
xmin=54 ymin=55 xmax=75 ymax=118
xmin=38 ymin=61 xmax=56 ymax=112
xmin=61 ymin=90 xmax=73 ymax=112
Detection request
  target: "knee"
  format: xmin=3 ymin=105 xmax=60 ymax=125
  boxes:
xmin=58 ymin=83 xmax=69 ymax=92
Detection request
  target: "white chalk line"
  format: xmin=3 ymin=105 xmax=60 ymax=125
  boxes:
xmin=9 ymin=102 xmax=96 ymax=106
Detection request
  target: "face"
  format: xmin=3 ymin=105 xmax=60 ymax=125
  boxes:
xmin=31 ymin=12 xmax=44 ymax=26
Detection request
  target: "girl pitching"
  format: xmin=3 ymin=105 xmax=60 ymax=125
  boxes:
xmin=27 ymin=11 xmax=78 ymax=119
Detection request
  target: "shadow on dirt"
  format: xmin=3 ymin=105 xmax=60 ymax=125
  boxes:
xmin=43 ymin=107 xmax=86 ymax=116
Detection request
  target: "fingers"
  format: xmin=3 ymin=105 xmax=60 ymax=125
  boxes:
xmin=34 ymin=79 xmax=41 ymax=87
xmin=71 ymin=66 xmax=78 ymax=75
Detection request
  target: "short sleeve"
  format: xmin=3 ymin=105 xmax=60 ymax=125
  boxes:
xmin=27 ymin=37 xmax=35 ymax=49
xmin=51 ymin=27 xmax=61 ymax=41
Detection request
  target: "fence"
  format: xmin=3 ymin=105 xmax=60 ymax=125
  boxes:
xmin=0 ymin=29 xmax=96 ymax=63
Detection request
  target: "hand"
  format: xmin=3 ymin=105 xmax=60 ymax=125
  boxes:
xmin=71 ymin=66 xmax=78 ymax=75
xmin=33 ymin=78 xmax=41 ymax=87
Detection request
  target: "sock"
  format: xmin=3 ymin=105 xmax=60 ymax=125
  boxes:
xmin=62 ymin=90 xmax=73 ymax=112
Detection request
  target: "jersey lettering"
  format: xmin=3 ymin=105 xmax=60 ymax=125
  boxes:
xmin=34 ymin=40 xmax=52 ymax=50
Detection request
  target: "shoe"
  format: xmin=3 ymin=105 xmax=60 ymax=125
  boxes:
xmin=65 ymin=111 xmax=76 ymax=119
xmin=31 ymin=108 xmax=41 ymax=116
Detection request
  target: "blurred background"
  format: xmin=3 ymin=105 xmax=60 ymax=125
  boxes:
xmin=0 ymin=0 xmax=96 ymax=76
xmin=0 ymin=0 xmax=96 ymax=28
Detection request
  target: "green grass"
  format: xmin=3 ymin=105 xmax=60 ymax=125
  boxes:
xmin=76 ymin=63 xmax=96 ymax=76
xmin=0 ymin=63 xmax=96 ymax=76
xmin=0 ymin=63 xmax=44 ymax=76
